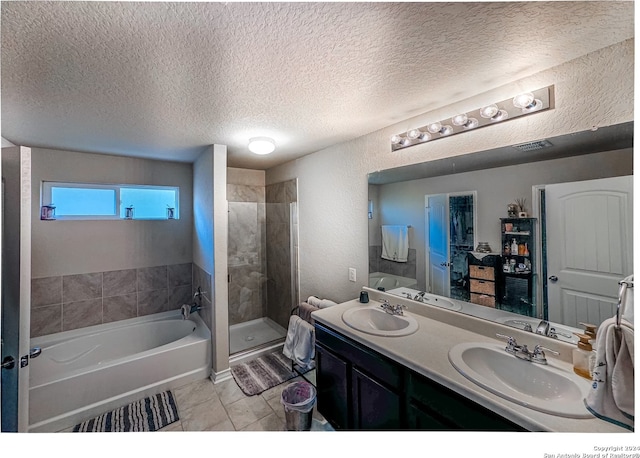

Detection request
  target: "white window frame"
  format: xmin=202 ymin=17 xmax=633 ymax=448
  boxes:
xmin=41 ymin=181 xmax=179 ymax=221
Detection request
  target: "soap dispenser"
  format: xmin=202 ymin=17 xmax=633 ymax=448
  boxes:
xmin=573 ymin=333 xmax=596 ymax=380
xmin=579 ymin=322 xmax=597 ymax=344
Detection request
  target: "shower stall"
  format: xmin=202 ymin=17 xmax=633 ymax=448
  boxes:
xmin=227 ymin=177 xmax=299 ymax=357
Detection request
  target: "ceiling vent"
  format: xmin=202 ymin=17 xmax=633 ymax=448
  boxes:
xmin=512 ymin=139 xmax=553 ymax=152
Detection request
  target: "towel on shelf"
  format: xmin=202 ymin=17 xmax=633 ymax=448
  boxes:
xmin=584 ymin=317 xmax=634 ymax=431
xmin=381 ymin=225 xmax=409 ymax=262
xmin=298 ymin=302 xmax=319 ymax=325
xmin=283 ymin=315 xmax=316 ymax=372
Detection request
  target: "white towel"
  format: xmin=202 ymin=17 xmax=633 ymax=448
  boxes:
xmin=307 ymin=296 xmax=322 ymax=307
xmin=584 ymin=317 xmax=634 ymax=431
xmin=306 ymin=296 xmax=336 ymax=309
xmin=283 ymin=315 xmax=316 ymax=371
xmin=318 ymin=299 xmax=337 ymax=309
xmin=381 ymin=225 xmax=409 ymax=262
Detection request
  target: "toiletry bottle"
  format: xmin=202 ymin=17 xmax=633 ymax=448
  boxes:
xmin=511 ymin=239 xmax=518 ymax=255
xmin=523 ymin=242 xmax=529 ymax=256
xmin=573 ymin=333 xmax=596 ymax=380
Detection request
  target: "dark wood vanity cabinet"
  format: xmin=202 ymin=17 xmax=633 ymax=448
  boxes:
xmin=315 ymin=322 xmax=527 ymax=431
xmin=315 ymin=323 xmax=402 ymax=430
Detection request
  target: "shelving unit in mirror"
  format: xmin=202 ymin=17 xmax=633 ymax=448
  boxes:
xmin=500 ymin=218 xmax=537 ymax=317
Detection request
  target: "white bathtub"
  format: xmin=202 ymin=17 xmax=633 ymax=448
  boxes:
xmin=368 ymin=272 xmax=418 ymax=291
xmin=28 ymin=310 xmax=211 ymax=432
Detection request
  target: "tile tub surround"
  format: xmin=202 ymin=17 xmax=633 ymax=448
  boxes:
xmin=30 ymin=263 xmax=194 ymax=338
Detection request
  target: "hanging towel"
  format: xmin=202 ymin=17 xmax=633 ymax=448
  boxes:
xmin=283 ymin=315 xmax=316 ymax=371
xmin=298 ymin=302 xmax=319 ymax=325
xmin=306 ymin=296 xmax=337 ymax=309
xmin=307 ymin=296 xmax=322 ymax=307
xmin=584 ymin=317 xmax=634 ymax=431
xmin=381 ymin=225 xmax=409 ymax=262
xmin=318 ymin=299 xmax=337 ymax=309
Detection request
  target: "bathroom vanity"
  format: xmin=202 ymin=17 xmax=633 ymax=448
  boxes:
xmin=311 ymin=289 xmax=629 ymax=432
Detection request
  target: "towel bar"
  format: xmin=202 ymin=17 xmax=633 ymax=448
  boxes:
xmin=615 ymin=276 xmax=633 ymax=328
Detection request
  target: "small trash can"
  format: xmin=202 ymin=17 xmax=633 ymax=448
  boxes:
xmin=281 ymin=381 xmax=316 ymax=431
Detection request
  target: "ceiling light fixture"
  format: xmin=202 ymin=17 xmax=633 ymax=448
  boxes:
xmin=390 ymin=85 xmax=553 ymax=152
xmin=248 ymin=137 xmax=276 ymax=155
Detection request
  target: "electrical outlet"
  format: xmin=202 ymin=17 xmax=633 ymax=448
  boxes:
xmin=348 ymin=267 xmax=357 ymax=282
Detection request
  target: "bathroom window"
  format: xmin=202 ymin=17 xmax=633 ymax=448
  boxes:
xmin=41 ymin=182 xmax=179 ymax=220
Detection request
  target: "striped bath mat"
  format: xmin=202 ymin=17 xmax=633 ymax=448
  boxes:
xmin=231 ymin=351 xmax=309 ymax=396
xmin=73 ymin=391 xmax=179 ymax=432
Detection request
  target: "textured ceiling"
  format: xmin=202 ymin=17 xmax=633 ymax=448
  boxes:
xmin=1 ymin=2 xmax=634 ymax=169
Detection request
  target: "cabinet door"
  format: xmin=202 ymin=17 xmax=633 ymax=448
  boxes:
xmin=352 ymin=367 xmax=401 ymax=430
xmin=316 ymin=344 xmax=349 ymax=430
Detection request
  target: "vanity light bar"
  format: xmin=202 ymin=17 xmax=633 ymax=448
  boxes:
xmin=391 ymin=85 xmax=553 ymax=152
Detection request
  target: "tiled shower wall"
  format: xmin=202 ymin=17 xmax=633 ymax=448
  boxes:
xmin=30 ymin=263 xmax=195 ymax=338
xmin=227 ymin=183 xmax=267 ymax=326
xmin=266 ymin=179 xmax=298 ymax=330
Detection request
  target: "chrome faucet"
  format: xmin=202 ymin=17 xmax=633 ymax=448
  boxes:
xmin=535 ymin=320 xmax=550 ymax=336
xmin=413 ymin=291 xmax=426 ymax=302
xmin=496 ymin=334 xmax=559 ymax=365
xmin=380 ymin=300 xmax=407 ymax=316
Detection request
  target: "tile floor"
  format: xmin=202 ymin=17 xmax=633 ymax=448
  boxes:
xmin=157 ymin=369 xmax=333 ymax=432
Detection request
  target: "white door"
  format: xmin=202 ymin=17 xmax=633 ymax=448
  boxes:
xmin=546 ymin=176 xmax=633 ymax=328
xmin=1 ymin=146 xmax=32 ymax=431
xmin=426 ymin=194 xmax=449 ymax=295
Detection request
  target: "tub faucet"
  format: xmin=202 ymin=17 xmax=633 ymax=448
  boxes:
xmin=413 ymin=291 xmax=426 ymax=302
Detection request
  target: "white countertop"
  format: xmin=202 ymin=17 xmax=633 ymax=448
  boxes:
xmin=311 ymin=291 xmax=629 ymax=433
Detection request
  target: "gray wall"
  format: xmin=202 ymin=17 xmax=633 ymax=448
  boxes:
xmin=265 ymin=40 xmax=634 ymax=305
xmin=31 ymin=148 xmax=193 ymax=277
xmin=371 ymin=148 xmax=632 ymax=291
xmin=28 ymin=148 xmax=194 ymax=336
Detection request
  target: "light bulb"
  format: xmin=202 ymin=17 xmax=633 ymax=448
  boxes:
xmin=513 ymin=93 xmax=535 ymax=109
xmin=452 ymin=114 xmax=468 ymax=126
xmin=522 ymin=99 xmax=543 ymax=113
xmin=248 ymin=137 xmax=276 ymax=155
xmin=492 ymin=109 xmax=509 ymax=122
xmin=463 ymin=118 xmax=479 ymax=129
xmin=480 ymin=104 xmax=499 ymax=119
xmin=427 ymin=122 xmax=443 ymax=134
xmin=400 ymin=137 xmax=411 ymax=146
xmin=391 ymin=134 xmax=402 ymax=144
xmin=440 ymin=125 xmax=453 ymax=136
xmin=407 ymin=129 xmax=421 ymax=140
xmin=418 ymin=131 xmax=431 ymax=141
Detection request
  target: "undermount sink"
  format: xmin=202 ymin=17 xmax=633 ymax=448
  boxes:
xmin=342 ymin=305 xmax=419 ymax=337
xmin=448 ymin=342 xmax=592 ymax=418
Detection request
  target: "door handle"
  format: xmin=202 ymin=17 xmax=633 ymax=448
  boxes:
xmin=1 ymin=356 xmax=15 ymax=370
xmin=440 ymin=262 xmax=450 ymax=267
xmin=29 ymin=347 xmax=42 ymax=359
xmin=548 ymin=275 xmax=558 ymax=282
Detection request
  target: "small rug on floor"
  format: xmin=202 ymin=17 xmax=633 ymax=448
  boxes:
xmin=73 ymin=391 xmax=179 ymax=432
xmin=231 ymin=351 xmax=310 ymax=396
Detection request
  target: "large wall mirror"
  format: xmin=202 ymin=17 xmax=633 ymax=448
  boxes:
xmin=368 ymin=122 xmax=633 ymax=342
